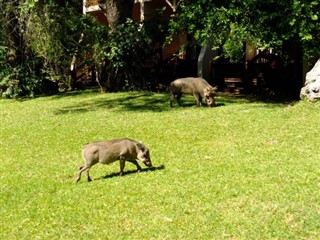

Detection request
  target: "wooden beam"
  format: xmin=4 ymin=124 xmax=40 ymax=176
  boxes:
xmin=140 ymin=0 xmax=144 ymax=22
xmin=134 ymin=0 xmax=151 ymax=3
xmin=165 ymin=0 xmax=176 ymax=12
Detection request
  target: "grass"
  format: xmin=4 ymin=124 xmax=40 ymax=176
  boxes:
xmin=1 ymin=89 xmax=320 ymax=239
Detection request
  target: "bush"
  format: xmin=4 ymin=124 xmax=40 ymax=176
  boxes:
xmin=0 ymin=65 xmax=41 ymax=98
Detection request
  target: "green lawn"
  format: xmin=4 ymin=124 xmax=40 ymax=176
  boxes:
xmin=1 ymin=90 xmax=319 ymax=239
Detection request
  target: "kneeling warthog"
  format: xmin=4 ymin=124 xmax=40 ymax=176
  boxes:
xmin=169 ymin=77 xmax=217 ymax=107
xmin=76 ymin=138 xmax=152 ymax=182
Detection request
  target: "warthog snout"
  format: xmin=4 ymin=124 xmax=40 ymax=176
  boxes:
xmin=143 ymin=160 xmax=153 ymax=167
xmin=205 ymin=95 xmax=215 ymax=107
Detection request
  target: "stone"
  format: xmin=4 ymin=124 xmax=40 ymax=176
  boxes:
xmin=300 ymin=59 xmax=320 ymax=101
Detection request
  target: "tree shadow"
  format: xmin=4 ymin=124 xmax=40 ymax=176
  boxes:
xmin=54 ymin=91 xmax=171 ymax=114
xmin=95 ymin=164 xmax=165 ymax=180
xmin=215 ymin=91 xmax=300 ymax=108
xmin=244 ymin=93 xmax=300 ymax=107
xmin=53 ymin=89 xmax=299 ymax=115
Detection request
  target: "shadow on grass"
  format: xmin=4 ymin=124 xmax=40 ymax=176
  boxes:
xmin=172 ymin=102 xmax=226 ymax=108
xmin=216 ymin=92 xmax=300 ymax=108
xmin=53 ymin=89 xmax=300 ymax=115
xmin=54 ymin=91 xmax=170 ymax=114
xmin=96 ymin=164 xmax=165 ymax=180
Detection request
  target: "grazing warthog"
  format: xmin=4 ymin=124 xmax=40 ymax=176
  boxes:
xmin=169 ymin=77 xmax=217 ymax=107
xmin=76 ymin=138 xmax=152 ymax=182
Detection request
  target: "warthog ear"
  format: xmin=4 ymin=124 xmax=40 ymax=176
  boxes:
xmin=212 ymin=86 xmax=218 ymax=91
xmin=204 ymin=87 xmax=212 ymax=96
xmin=137 ymin=143 xmax=146 ymax=151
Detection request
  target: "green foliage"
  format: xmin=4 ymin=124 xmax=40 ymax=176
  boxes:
xmin=0 ymin=1 xmax=44 ymax=98
xmin=1 ymin=1 xmax=167 ymax=96
xmin=168 ymin=1 xmax=254 ymax=61
xmin=21 ymin=0 xmax=88 ymax=89
xmin=169 ymin=0 xmax=320 ymax=61
xmin=0 ymin=65 xmax=39 ymax=98
xmin=1 ymin=91 xmax=320 ymax=238
xmin=2 ymin=0 xmax=317 ymax=97
xmin=0 ymin=0 xmax=94 ymax=97
xmin=0 ymin=44 xmax=10 ymax=95
xmin=93 ymin=17 xmax=165 ymax=91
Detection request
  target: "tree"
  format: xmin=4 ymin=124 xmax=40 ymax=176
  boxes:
xmin=167 ymin=0 xmax=319 ymax=97
xmin=93 ymin=0 xmax=165 ymax=92
xmin=21 ymin=0 xmax=89 ymax=90
xmin=0 ymin=0 xmax=166 ymax=97
xmin=105 ymin=0 xmax=134 ymax=33
xmin=0 ymin=0 xmax=43 ymax=97
xmin=95 ymin=0 xmax=135 ymax=92
xmin=169 ymin=0 xmax=320 ymax=61
xmin=0 ymin=0 xmax=90 ymax=97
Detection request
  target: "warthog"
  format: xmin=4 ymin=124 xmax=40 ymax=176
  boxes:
xmin=169 ymin=77 xmax=217 ymax=107
xmin=76 ymin=138 xmax=152 ymax=182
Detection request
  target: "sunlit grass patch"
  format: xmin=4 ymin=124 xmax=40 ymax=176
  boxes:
xmin=1 ymin=90 xmax=320 ymax=239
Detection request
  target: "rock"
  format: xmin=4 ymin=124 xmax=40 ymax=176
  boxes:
xmin=300 ymin=59 xmax=320 ymax=101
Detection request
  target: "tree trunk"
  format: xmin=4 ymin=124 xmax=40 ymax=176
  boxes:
xmin=105 ymin=0 xmax=134 ymax=33
xmin=102 ymin=0 xmax=134 ymax=92
xmin=5 ymin=1 xmax=23 ymax=68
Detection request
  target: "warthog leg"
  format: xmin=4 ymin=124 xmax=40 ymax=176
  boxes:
xmin=169 ymin=94 xmax=175 ymax=107
xmin=76 ymin=165 xmax=92 ymax=182
xmin=119 ymin=158 xmax=142 ymax=176
xmin=126 ymin=159 xmax=142 ymax=172
xmin=170 ymin=93 xmax=182 ymax=107
xmin=175 ymin=93 xmax=182 ymax=106
xmin=119 ymin=158 xmax=126 ymax=176
xmin=193 ymin=93 xmax=202 ymax=106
